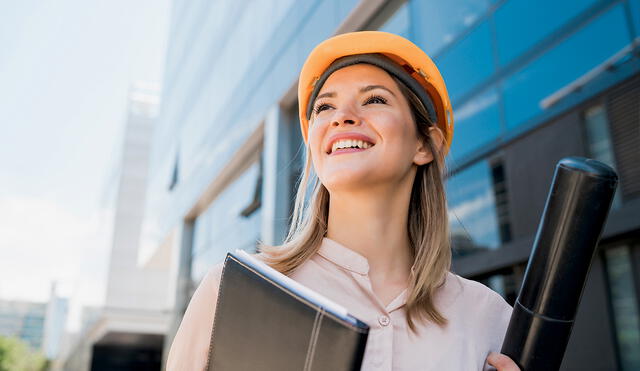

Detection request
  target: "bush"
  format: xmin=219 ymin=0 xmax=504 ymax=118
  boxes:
xmin=0 ymin=336 xmax=48 ymax=371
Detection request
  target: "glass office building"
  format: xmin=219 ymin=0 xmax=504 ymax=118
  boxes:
xmin=0 ymin=300 xmax=47 ymax=351
xmin=146 ymin=0 xmax=640 ymax=369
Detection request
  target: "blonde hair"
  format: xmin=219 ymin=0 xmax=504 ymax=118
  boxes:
xmin=259 ymin=75 xmax=451 ymax=333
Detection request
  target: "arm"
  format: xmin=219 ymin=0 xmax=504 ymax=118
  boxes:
xmin=166 ymin=263 xmax=224 ymax=371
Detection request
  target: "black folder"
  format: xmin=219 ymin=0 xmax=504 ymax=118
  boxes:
xmin=206 ymin=251 xmax=369 ymax=371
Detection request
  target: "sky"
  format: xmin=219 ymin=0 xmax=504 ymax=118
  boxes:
xmin=0 ymin=0 xmax=170 ymax=330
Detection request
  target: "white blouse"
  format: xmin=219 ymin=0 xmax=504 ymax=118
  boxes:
xmin=167 ymin=237 xmax=513 ymax=371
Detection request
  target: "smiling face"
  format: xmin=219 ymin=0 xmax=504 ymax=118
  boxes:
xmin=308 ymin=63 xmax=434 ymax=192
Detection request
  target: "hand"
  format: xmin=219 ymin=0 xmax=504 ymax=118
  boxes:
xmin=486 ymin=352 xmax=520 ymax=371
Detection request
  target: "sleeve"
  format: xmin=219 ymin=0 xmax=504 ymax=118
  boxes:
xmin=166 ymin=262 xmax=224 ymax=371
xmin=482 ymin=292 xmax=514 ymax=371
xmin=489 ymin=293 xmax=513 ymax=348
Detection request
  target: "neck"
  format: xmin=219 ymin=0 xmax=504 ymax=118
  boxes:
xmin=325 ymin=177 xmax=415 ymax=284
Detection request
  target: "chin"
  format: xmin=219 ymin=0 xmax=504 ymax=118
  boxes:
xmin=321 ymin=169 xmax=377 ymax=191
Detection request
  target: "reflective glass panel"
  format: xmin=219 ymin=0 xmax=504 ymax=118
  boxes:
xmin=630 ymin=0 xmax=640 ymax=40
xmin=502 ymin=4 xmax=630 ymax=130
xmin=447 ymin=161 xmax=500 ymax=255
xmin=379 ymin=2 xmax=409 ymax=37
xmin=450 ymin=87 xmax=501 ymax=160
xmin=583 ymin=105 xmax=622 ymax=208
xmin=584 ymin=105 xmax=616 ymax=168
xmin=436 ymin=21 xmax=495 ymax=103
xmin=191 ymin=161 xmax=262 ymax=283
xmin=494 ymin=0 xmax=599 ymax=65
xmin=605 ymin=246 xmax=640 ymax=370
xmin=410 ymin=0 xmax=492 ymax=55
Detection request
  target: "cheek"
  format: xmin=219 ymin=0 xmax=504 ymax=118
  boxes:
xmin=368 ymin=111 xmax=414 ymax=146
xmin=307 ymin=122 xmax=326 ymax=167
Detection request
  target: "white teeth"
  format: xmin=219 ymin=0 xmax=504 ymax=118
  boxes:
xmin=330 ymin=138 xmax=374 ymax=153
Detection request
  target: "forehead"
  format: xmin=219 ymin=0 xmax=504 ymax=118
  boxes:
xmin=317 ymin=63 xmax=397 ymax=93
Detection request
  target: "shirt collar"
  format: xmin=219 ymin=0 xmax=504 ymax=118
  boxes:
xmin=317 ymin=237 xmax=370 ymax=275
xmin=386 ymin=288 xmax=408 ymax=312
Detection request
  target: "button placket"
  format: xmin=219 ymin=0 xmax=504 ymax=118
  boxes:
xmin=377 ymin=319 xmax=394 ymax=371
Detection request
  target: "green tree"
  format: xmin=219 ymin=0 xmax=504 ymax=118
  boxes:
xmin=0 ymin=336 xmax=47 ymax=371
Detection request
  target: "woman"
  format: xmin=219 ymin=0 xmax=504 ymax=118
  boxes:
xmin=167 ymin=31 xmax=519 ymax=371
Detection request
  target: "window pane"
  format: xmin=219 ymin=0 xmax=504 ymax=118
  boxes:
xmin=630 ymin=0 xmax=640 ymax=40
xmin=584 ymin=105 xmax=624 ymax=209
xmin=436 ymin=21 xmax=494 ymax=103
xmin=583 ymin=104 xmax=621 ymax=207
xmin=585 ymin=105 xmax=616 ymax=167
xmin=191 ymin=162 xmax=262 ymax=283
xmin=410 ymin=0 xmax=492 ymax=55
xmin=447 ymin=161 xmax=500 ymax=255
xmin=605 ymin=246 xmax=640 ymax=370
xmin=502 ymin=4 xmax=631 ymax=130
xmin=379 ymin=2 xmax=409 ymax=38
xmin=494 ymin=0 xmax=599 ymax=65
xmin=490 ymin=162 xmax=512 ymax=244
xmin=450 ymin=87 xmax=501 ymax=160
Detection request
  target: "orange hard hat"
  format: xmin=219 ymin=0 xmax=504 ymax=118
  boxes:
xmin=298 ymin=31 xmax=454 ymax=153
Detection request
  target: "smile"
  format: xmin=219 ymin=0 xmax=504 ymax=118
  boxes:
xmin=328 ymin=139 xmax=374 ymax=156
xmin=326 ymin=133 xmax=377 ymax=155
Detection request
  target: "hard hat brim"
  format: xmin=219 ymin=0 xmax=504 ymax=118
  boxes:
xmin=305 ymin=53 xmax=438 ymax=127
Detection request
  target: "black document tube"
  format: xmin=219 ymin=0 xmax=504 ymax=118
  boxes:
xmin=501 ymin=157 xmax=618 ymax=370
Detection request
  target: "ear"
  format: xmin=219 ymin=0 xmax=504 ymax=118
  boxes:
xmin=413 ymin=126 xmax=445 ymax=166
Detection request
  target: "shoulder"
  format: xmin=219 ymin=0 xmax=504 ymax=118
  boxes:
xmin=201 ymin=252 xmax=263 ymax=289
xmin=203 ymin=260 xmax=225 ymax=291
xmin=441 ymin=272 xmax=513 ymax=347
xmin=445 ymin=272 xmax=511 ymax=310
xmin=426 ymin=273 xmax=513 ymax=368
xmin=166 ymin=260 xmax=225 ymax=370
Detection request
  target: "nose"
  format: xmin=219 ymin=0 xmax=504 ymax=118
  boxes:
xmin=331 ymin=107 xmax=360 ymax=127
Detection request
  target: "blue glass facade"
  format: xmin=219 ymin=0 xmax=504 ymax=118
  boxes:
xmin=409 ymin=0 xmax=494 ymax=56
xmin=190 ymin=162 xmax=262 ymax=283
xmin=502 ymin=3 xmax=631 ymax=130
xmin=380 ymin=2 xmax=410 ymax=37
xmin=493 ymin=0 xmax=600 ymax=65
xmin=437 ymin=20 xmax=495 ymax=103
xmin=447 ymin=161 xmax=500 ymax=252
xmin=449 ymin=87 xmax=501 ymax=159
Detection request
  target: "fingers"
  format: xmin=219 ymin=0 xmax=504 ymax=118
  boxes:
xmin=487 ymin=352 xmax=520 ymax=371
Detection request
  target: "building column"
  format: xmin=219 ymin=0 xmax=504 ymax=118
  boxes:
xmin=261 ymin=105 xmax=293 ymax=246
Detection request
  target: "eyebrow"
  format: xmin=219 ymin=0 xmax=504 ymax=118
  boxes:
xmin=314 ymin=84 xmax=396 ymax=104
xmin=360 ymin=84 xmax=396 ymax=97
xmin=316 ymin=91 xmax=335 ymax=100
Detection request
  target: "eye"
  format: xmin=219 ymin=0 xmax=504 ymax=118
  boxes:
xmin=314 ymin=102 xmax=333 ymax=115
xmin=364 ymin=94 xmax=388 ymax=105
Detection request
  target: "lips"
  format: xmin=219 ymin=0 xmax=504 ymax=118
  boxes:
xmin=325 ymin=132 xmax=376 ymax=155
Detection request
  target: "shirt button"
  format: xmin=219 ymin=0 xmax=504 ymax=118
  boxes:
xmin=378 ymin=315 xmax=390 ymax=327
